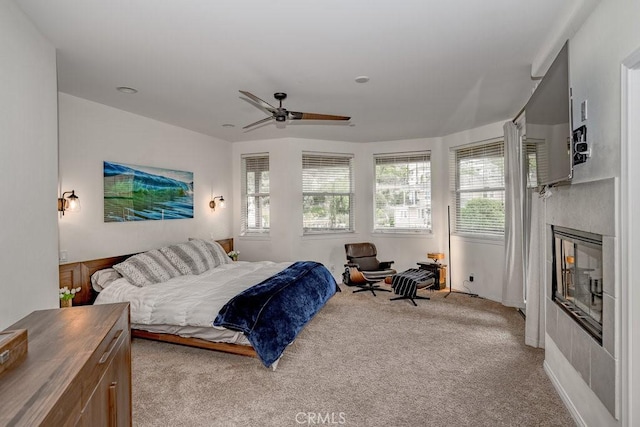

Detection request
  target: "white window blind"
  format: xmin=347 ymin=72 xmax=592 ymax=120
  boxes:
xmin=302 ymin=152 xmax=354 ymax=233
xmin=524 ymin=141 xmax=538 ymax=189
xmin=241 ymin=153 xmax=270 ymax=234
xmin=374 ymin=152 xmax=432 ymax=232
xmin=449 ymin=141 xmax=505 ymax=236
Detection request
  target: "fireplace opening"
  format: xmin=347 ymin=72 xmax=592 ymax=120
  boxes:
xmin=551 ymin=225 xmax=603 ymax=344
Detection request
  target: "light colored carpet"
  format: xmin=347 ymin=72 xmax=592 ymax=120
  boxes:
xmin=131 ymin=286 xmax=575 ymax=426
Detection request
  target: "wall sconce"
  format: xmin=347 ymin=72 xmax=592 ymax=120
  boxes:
xmin=209 ymin=195 xmax=225 ymax=211
xmin=58 ymin=190 xmax=80 ymax=216
xmin=427 ymin=252 xmax=445 ymax=264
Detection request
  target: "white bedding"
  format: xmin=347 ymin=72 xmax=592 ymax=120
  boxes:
xmin=94 ymin=261 xmax=293 ymax=343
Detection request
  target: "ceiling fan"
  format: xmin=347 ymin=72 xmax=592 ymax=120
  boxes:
xmin=239 ymin=90 xmax=351 ymax=129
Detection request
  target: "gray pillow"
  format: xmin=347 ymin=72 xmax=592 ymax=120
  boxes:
xmin=160 ymin=241 xmax=215 ymax=275
xmin=187 ymin=238 xmax=233 ymax=266
xmin=199 ymin=239 xmax=232 ymax=266
xmin=113 ymin=249 xmax=180 ymax=287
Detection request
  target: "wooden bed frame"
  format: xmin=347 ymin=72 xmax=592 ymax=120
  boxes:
xmin=58 ymin=238 xmax=258 ymax=359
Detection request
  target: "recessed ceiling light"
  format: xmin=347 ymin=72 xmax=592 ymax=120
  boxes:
xmin=116 ymin=86 xmax=138 ymax=94
xmin=222 ymin=124 xmax=235 ymax=128
xmin=354 ymin=76 xmax=370 ymax=83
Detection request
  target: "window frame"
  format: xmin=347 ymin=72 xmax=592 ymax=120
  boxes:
xmin=373 ymin=151 xmax=432 ymax=234
xmin=524 ymin=140 xmax=539 ymax=190
xmin=302 ymin=152 xmax=355 ymax=235
xmin=450 ymin=139 xmax=506 ymax=238
xmin=240 ymin=153 xmax=270 ymax=236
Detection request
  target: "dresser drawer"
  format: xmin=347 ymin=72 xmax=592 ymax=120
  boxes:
xmin=79 ymin=328 xmax=131 ymax=427
xmin=79 ymin=306 xmax=130 ymax=407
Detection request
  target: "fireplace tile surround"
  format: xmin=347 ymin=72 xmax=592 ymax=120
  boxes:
xmin=544 ymin=178 xmax=617 ymax=417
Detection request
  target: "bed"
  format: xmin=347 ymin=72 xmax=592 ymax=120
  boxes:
xmin=58 ymin=239 xmax=338 ymax=368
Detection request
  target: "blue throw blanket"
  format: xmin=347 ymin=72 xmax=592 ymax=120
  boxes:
xmin=213 ymin=261 xmax=338 ymax=367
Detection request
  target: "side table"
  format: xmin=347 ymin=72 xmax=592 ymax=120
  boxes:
xmin=417 ymin=262 xmax=447 ymax=290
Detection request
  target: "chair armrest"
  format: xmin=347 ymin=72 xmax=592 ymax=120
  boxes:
xmin=379 ymin=261 xmax=394 ymax=269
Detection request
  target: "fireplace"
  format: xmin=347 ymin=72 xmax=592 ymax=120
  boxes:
xmin=551 ymin=225 xmax=603 ymax=344
xmin=544 ymin=179 xmax=617 ymax=416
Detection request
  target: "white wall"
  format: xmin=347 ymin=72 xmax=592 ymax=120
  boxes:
xmin=623 ymin=53 xmax=640 ymax=427
xmin=441 ymin=122 xmax=508 ymax=302
xmin=0 ymin=0 xmax=59 ymax=329
xmin=54 ymin=68 xmax=508 ymax=306
xmin=231 ymin=122 xmax=508 ymax=303
xmin=231 ymin=137 xmax=445 ymax=282
xmin=360 ymin=137 xmax=452 ymax=277
xmin=542 ymin=0 xmax=640 ymax=425
xmin=58 ymin=93 xmax=232 ymax=262
xmin=569 ymin=0 xmax=640 ymax=186
xmin=231 ymin=138 xmax=371 ymax=279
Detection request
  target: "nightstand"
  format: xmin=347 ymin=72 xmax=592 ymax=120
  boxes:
xmin=417 ymin=262 xmax=447 ymax=290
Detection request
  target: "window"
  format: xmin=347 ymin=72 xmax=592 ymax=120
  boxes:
xmin=374 ymin=152 xmax=431 ymax=232
xmin=450 ymin=141 xmax=505 ymax=236
xmin=302 ymin=152 xmax=354 ymax=233
xmin=524 ymin=141 xmax=538 ymax=189
xmin=241 ymin=153 xmax=269 ymax=234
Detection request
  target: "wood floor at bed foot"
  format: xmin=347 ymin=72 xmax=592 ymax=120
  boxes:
xmin=131 ymin=329 xmax=258 ymax=358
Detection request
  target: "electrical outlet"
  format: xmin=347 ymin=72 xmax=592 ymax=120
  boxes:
xmin=59 ymin=250 xmax=68 ymax=263
xmin=469 ymin=274 xmax=474 ymax=282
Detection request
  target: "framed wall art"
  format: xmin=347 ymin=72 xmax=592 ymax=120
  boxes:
xmin=103 ymin=161 xmax=194 ymax=222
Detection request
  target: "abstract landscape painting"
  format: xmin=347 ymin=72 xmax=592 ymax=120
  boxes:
xmin=104 ymin=161 xmax=194 ymax=222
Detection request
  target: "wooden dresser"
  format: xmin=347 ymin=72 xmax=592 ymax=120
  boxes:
xmin=0 ymin=303 xmax=131 ymax=426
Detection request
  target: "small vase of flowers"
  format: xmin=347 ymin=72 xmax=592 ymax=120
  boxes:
xmin=59 ymin=286 xmax=82 ymax=308
xmin=227 ymin=250 xmax=240 ymax=261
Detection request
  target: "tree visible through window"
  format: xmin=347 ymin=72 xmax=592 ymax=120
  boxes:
xmin=241 ymin=153 xmax=269 ymax=234
xmin=374 ymin=152 xmax=431 ymax=232
xmin=450 ymin=141 xmax=505 ymax=236
xmin=302 ymin=153 xmax=354 ymax=233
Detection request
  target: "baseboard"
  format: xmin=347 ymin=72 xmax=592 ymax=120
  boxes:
xmin=544 ymin=360 xmax=586 ymax=427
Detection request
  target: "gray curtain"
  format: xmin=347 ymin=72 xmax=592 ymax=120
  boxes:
xmin=525 ymin=192 xmax=545 ymax=347
xmin=502 ymin=121 xmax=525 ymax=308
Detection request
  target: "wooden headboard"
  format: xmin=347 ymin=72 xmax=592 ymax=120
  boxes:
xmin=59 ymin=238 xmax=233 ymax=306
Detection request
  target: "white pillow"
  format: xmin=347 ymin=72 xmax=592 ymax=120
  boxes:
xmin=90 ymin=268 xmax=123 ymax=292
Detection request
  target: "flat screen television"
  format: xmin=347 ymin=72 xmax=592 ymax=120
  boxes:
xmin=525 ymin=41 xmax=572 ymax=186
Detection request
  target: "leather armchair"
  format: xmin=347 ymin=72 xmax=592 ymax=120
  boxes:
xmin=343 ymin=242 xmax=396 ymax=295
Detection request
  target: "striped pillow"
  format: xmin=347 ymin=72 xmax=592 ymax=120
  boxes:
xmin=113 ymin=249 xmax=181 ymax=287
xmin=197 ymin=239 xmax=232 ymax=266
xmin=160 ymin=241 xmax=216 ymax=275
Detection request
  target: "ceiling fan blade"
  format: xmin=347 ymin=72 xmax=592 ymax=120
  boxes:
xmin=244 ymin=98 xmax=276 ymax=115
xmin=288 ymin=111 xmax=351 ymax=121
xmin=242 ymin=116 xmax=275 ymax=129
xmin=239 ymin=90 xmax=276 ymax=112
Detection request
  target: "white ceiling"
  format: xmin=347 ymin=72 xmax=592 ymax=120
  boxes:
xmin=16 ymin=0 xmax=577 ymax=143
